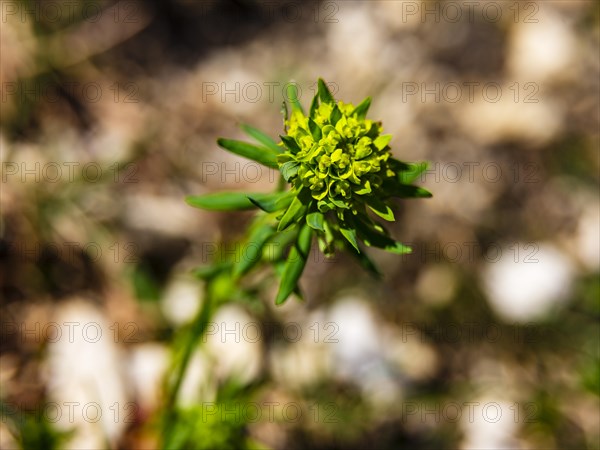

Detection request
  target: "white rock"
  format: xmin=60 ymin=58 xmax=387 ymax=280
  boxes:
xmin=482 ymin=244 xmax=574 ymax=322
xmin=205 ymin=305 xmax=263 ymax=384
xmin=45 ymin=300 xmax=128 ymax=449
xmin=508 ymin=6 xmax=577 ymax=82
xmin=461 ymin=398 xmax=519 ymax=449
xmin=127 ymin=343 xmax=169 ymax=413
xmin=161 ymin=277 xmax=203 ymax=326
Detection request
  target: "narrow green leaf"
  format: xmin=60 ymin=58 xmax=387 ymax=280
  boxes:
xmin=306 ymin=211 xmax=325 ymax=232
xmin=309 ymin=94 xmax=319 ymax=117
xmin=340 ymin=226 xmax=360 ymax=252
xmin=318 ymin=78 xmax=335 ymax=104
xmin=397 ymin=161 xmax=429 ymax=185
xmin=280 ymin=161 xmax=300 ymax=181
xmin=330 ymin=104 xmax=342 ymax=125
xmin=233 ymin=223 xmax=275 ymax=278
xmin=388 ymin=184 xmax=433 ymax=199
xmin=278 ymin=193 xmax=308 ymax=231
xmin=308 ymin=118 xmax=322 ymax=141
xmin=366 ymin=197 xmax=395 ymax=221
xmin=264 ymin=226 xmax=298 ymax=262
xmin=275 ymin=224 xmax=313 ymax=305
xmin=240 ymin=124 xmax=282 ymax=154
xmin=354 ymin=217 xmax=412 ymax=255
xmin=248 ymin=191 xmax=294 ymax=212
xmin=351 ymin=97 xmax=371 ymax=119
xmin=388 ymin=158 xmax=411 ymax=172
xmin=186 ymin=192 xmax=272 ymax=211
xmin=366 ymin=121 xmax=381 ymax=139
xmin=280 ymin=135 xmax=301 ymax=154
xmin=382 ymin=241 xmax=412 ymax=255
xmin=217 ymin=138 xmax=278 ymax=168
xmin=346 ymin=246 xmax=381 ymax=278
xmin=274 ymin=261 xmax=304 ymax=301
xmin=286 ymin=82 xmax=304 ymax=114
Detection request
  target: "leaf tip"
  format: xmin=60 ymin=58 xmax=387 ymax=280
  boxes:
xmin=275 ymin=291 xmax=289 ymax=306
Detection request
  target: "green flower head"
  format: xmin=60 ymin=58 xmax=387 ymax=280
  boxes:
xmin=282 ymin=102 xmax=386 ymax=200
xmin=279 ymin=91 xmax=395 ymax=214
xmin=187 ymin=79 xmax=432 ymax=305
xmin=275 ymin=79 xmax=432 ymax=257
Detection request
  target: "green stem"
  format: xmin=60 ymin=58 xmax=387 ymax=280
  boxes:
xmin=162 ymin=284 xmax=214 ymax=448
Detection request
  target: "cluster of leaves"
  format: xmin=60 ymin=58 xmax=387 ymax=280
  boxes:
xmin=165 ymin=379 xmax=265 ymax=450
xmin=187 ymin=79 xmax=431 ymax=305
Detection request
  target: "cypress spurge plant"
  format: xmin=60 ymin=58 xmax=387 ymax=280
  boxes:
xmin=186 ymin=79 xmax=432 ymax=305
xmin=163 ymin=80 xmax=431 ymax=448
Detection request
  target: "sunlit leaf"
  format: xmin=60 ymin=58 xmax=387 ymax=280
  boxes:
xmin=317 ymin=78 xmax=335 ymax=104
xmin=240 ymin=124 xmax=282 ymax=154
xmin=340 ymin=225 xmax=359 ymax=252
xmin=186 ymin=192 xmax=272 ymax=211
xmin=351 ymin=97 xmax=371 ymax=119
xmin=217 ymin=138 xmax=278 ymax=168
xmin=397 ymin=161 xmax=429 ymax=185
xmin=280 ymin=161 xmax=300 ymax=181
xmin=277 ymin=193 xmax=308 ymax=231
xmin=373 ymin=134 xmax=392 ymax=150
xmin=286 ymin=83 xmax=304 ymax=114
xmin=354 ymin=216 xmax=412 ymax=255
xmin=330 ymin=104 xmax=342 ymax=125
xmin=366 ymin=196 xmax=395 ymax=221
xmin=306 ymin=211 xmax=325 ymax=232
xmin=279 ymin=135 xmax=301 ymax=154
xmin=309 ymin=93 xmax=319 ymax=117
xmin=308 ymin=118 xmax=322 ymax=141
xmin=248 ymin=191 xmax=294 ymax=213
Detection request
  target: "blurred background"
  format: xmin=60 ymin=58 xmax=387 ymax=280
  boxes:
xmin=1 ymin=0 xmax=599 ymax=449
